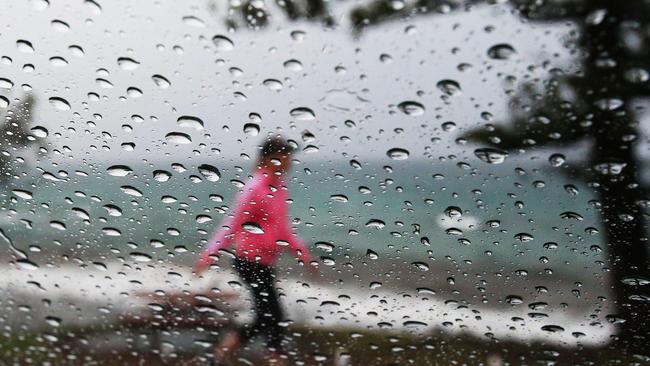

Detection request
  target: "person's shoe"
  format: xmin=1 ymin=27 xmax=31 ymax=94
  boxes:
xmin=266 ymin=351 xmax=287 ymax=366
xmin=213 ymin=332 xmax=240 ymax=365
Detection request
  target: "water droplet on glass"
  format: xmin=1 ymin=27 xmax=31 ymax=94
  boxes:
xmin=397 ymin=101 xmax=425 ymax=116
xmin=152 ymin=74 xmax=171 ymax=88
xmin=49 ymin=56 xmax=68 ymax=67
xmin=48 ymin=97 xmax=71 ymax=111
xmin=33 ymin=0 xmax=49 ymax=11
xmin=263 ymin=79 xmax=283 ymax=91
xmin=177 ymin=116 xmax=204 ymax=130
xmin=0 ymin=78 xmax=14 ymax=89
xmin=107 ymin=165 xmax=133 ymax=176
xmin=12 ymin=189 xmax=33 ymax=199
xmin=242 ymin=222 xmax=264 ymax=234
xmin=16 ymin=40 xmax=34 ymax=53
xmin=127 ymin=87 xmax=142 ymax=98
xmin=560 ymin=211 xmax=584 ymax=220
xmin=594 ymin=161 xmax=627 ymax=175
xmin=117 ymin=57 xmax=140 ymax=70
xmin=130 ymin=252 xmax=152 ymax=262
xmin=444 ymin=206 xmax=462 ymax=218
xmin=182 ymin=15 xmax=206 ymax=27
xmin=436 ymin=79 xmax=462 ymax=96
xmin=51 ymin=19 xmax=69 ymax=32
xmin=283 ymin=59 xmax=303 ymax=71
xmin=514 ymin=233 xmax=534 ymax=242
xmin=165 ymin=132 xmax=192 ymax=144
xmin=243 ymin=123 xmax=260 ymax=136
xmin=316 ymin=242 xmax=335 ymax=252
xmin=290 ymin=107 xmax=315 ymax=121
xmin=85 ymin=0 xmax=102 ymax=14
xmin=153 ymin=170 xmax=172 ymax=182
xmin=548 ymin=153 xmax=565 ymax=167
xmin=412 ymin=262 xmax=430 ymax=271
xmin=505 ymin=295 xmax=523 ymax=305
xmin=330 ymin=194 xmax=349 ymax=202
xmin=541 ymin=325 xmax=565 ymax=333
xmin=474 ymin=148 xmax=508 ymax=164
xmin=487 ymin=43 xmax=516 ymax=60
xmin=45 ymin=316 xmax=62 ymax=327
xmin=290 ymin=30 xmax=305 ymax=42
xmin=102 ymin=227 xmax=121 ymax=236
xmin=365 ymin=219 xmax=386 ymax=229
xmin=50 ymin=221 xmax=66 ymax=231
xmin=120 ymin=185 xmax=142 ymax=197
xmin=198 ymin=164 xmax=221 ymax=182
xmin=386 ymin=148 xmax=409 ymax=160
xmin=624 ymin=67 xmax=650 ymax=83
xmin=103 ymin=204 xmax=122 ymax=216
xmin=212 ymin=35 xmax=234 ymax=52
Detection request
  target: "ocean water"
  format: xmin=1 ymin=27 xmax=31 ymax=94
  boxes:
xmin=1 ymin=157 xmax=603 ymax=267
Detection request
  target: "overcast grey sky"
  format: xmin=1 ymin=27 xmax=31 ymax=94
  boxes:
xmin=1 ymin=0 xmax=575 ymax=170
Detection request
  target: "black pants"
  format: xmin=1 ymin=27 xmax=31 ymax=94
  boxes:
xmin=233 ymin=257 xmax=284 ymax=352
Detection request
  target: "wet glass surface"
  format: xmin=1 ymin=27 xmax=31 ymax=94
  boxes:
xmin=0 ymin=0 xmax=649 ymax=364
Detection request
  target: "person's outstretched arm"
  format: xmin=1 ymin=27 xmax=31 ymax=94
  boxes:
xmin=194 ymin=188 xmax=253 ymax=274
xmin=279 ymin=214 xmax=312 ymax=267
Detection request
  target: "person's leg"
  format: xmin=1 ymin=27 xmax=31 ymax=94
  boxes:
xmin=253 ymin=266 xmax=286 ymax=362
xmin=213 ymin=258 xmax=256 ymax=363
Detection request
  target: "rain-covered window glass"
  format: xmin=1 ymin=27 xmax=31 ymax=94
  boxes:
xmin=1 ymin=0 xmax=649 ymax=365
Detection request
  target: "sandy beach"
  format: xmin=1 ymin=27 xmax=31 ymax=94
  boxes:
xmin=0 ymin=258 xmax=616 ymax=348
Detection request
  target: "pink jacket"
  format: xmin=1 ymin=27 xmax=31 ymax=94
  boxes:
xmin=197 ymin=168 xmax=311 ymax=267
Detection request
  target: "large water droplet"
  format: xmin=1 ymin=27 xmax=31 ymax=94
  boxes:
xmin=153 ymin=170 xmax=172 ymax=182
xmin=243 ymin=123 xmax=260 ymax=136
xmin=412 ymin=262 xmax=430 ymax=271
xmin=107 ymin=165 xmax=133 ymax=176
xmin=182 ymin=15 xmax=206 ymax=27
xmin=48 ymin=97 xmax=71 ymax=111
xmin=474 ymin=148 xmax=508 ymax=164
xmin=198 ymin=164 xmax=221 ymax=182
xmin=165 ymin=132 xmax=192 ymax=144
xmin=444 ymin=206 xmax=462 ymax=218
xmin=436 ymin=79 xmax=462 ymax=96
xmin=16 ymin=40 xmax=34 ymax=53
xmin=290 ymin=107 xmax=316 ymax=121
xmin=212 ymin=35 xmax=234 ymax=51
xmin=177 ymin=116 xmax=204 ymax=130
xmin=505 ymin=295 xmax=523 ymax=305
xmin=117 ymin=57 xmax=140 ymax=70
xmin=487 ymin=44 xmax=516 ymax=60
xmin=365 ymin=219 xmax=386 ymax=229
xmin=263 ymin=79 xmax=283 ymax=91
xmin=152 ymin=74 xmax=171 ymax=89
xmin=397 ymin=101 xmax=425 ymax=116
xmin=130 ymin=252 xmax=152 ymax=262
xmin=284 ymin=59 xmax=303 ymax=71
xmin=12 ymin=189 xmax=33 ymax=199
xmin=386 ymin=148 xmax=409 ymax=160
xmin=0 ymin=78 xmax=14 ymax=89
xmin=514 ymin=233 xmax=534 ymax=242
xmin=243 ymin=222 xmax=264 ymax=234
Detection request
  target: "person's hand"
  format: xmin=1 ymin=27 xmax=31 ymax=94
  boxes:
xmin=307 ymin=263 xmax=320 ymax=280
xmin=192 ymin=260 xmax=210 ymax=277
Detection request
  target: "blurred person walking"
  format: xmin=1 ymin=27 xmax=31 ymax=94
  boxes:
xmin=194 ymin=135 xmax=317 ymax=365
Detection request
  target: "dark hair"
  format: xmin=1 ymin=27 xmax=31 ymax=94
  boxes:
xmin=261 ymin=135 xmax=295 ymax=157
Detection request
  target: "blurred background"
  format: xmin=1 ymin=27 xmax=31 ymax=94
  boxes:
xmin=0 ymin=0 xmax=649 ymax=364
